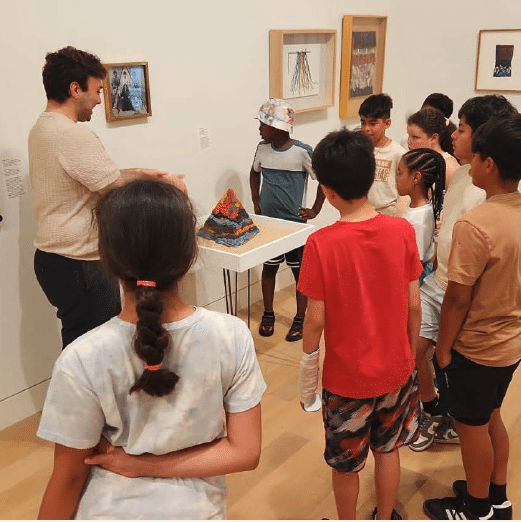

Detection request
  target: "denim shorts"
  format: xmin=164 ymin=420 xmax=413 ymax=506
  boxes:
xmin=419 ymin=273 xmax=445 ymax=343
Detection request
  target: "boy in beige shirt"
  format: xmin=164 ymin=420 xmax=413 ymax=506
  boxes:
xmin=424 ymin=115 xmax=521 ymax=520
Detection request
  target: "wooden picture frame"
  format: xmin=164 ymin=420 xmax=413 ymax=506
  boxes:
xmin=269 ymin=29 xmax=337 ymax=114
xmin=102 ymin=62 xmax=152 ymax=122
xmin=339 ymin=15 xmax=387 ymax=119
xmin=475 ymin=29 xmax=521 ymax=92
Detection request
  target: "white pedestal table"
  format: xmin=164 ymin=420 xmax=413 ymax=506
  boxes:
xmin=197 ymin=214 xmax=315 ymax=327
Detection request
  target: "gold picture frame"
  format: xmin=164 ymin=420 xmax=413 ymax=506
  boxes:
xmin=102 ymin=62 xmax=152 ymax=122
xmin=339 ymin=15 xmax=387 ymax=119
xmin=269 ymin=29 xmax=337 ymax=114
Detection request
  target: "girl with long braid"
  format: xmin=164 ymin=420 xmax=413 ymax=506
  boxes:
xmin=396 ymin=148 xmax=446 ymax=285
xmin=37 ymin=179 xmax=266 ymax=520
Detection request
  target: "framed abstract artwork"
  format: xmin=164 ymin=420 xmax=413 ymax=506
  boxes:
xmin=269 ymin=30 xmax=337 ymax=114
xmin=102 ymin=62 xmax=152 ymax=122
xmin=339 ymin=15 xmax=387 ymax=119
xmin=475 ymin=29 xmax=521 ymax=92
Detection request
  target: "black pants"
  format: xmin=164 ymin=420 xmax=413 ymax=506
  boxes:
xmin=34 ymin=249 xmax=121 ymax=349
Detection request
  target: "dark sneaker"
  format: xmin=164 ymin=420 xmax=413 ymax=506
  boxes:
xmin=285 ymin=316 xmax=304 ymax=342
xmin=259 ymin=312 xmax=275 ymax=337
xmin=410 ymin=413 xmax=444 ymax=451
xmin=453 ymin=480 xmax=512 ymax=520
xmin=424 ymin=495 xmax=495 ymax=520
xmin=435 ymin=417 xmax=460 ymax=444
xmin=371 ymin=507 xmax=402 ymax=519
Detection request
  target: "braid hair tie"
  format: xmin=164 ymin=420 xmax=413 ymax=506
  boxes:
xmin=145 ymin=363 xmax=162 ymax=371
xmin=137 ymin=280 xmax=156 ymax=287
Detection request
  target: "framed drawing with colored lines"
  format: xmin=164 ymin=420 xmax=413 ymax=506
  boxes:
xmin=270 ymin=30 xmax=337 ymax=114
xmin=102 ymin=62 xmax=152 ymax=122
xmin=476 ymin=29 xmax=521 ymax=92
xmin=339 ymin=16 xmax=387 ymax=119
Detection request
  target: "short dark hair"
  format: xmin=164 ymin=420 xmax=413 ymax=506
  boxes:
xmin=458 ymin=94 xmax=518 ymax=133
xmin=95 ymin=179 xmax=198 ymax=397
xmin=422 ymin=93 xmax=454 ymax=118
xmin=359 ymin=93 xmax=393 ymax=120
xmin=472 ymin=114 xmax=521 ymax=181
xmin=312 ymin=128 xmax=375 ymax=201
xmin=42 ymin=46 xmax=106 ymax=102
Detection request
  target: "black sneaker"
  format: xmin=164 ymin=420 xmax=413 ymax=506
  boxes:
xmin=453 ymin=480 xmax=512 ymax=520
xmin=424 ymin=495 xmax=495 ymax=520
xmin=371 ymin=507 xmax=402 ymax=519
xmin=285 ymin=316 xmax=304 ymax=342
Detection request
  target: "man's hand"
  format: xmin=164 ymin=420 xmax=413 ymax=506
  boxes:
xmin=435 ymin=349 xmax=452 ymax=369
xmin=253 ymin=202 xmax=261 ymax=215
xmin=84 ymin=437 xmax=144 ymax=478
xmin=299 ymin=207 xmax=318 ymax=220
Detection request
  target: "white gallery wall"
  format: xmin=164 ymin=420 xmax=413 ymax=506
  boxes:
xmin=1 ymin=0 xmax=521 ymax=430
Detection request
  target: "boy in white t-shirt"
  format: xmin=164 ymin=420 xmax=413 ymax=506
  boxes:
xmin=359 ymin=93 xmax=406 ymax=216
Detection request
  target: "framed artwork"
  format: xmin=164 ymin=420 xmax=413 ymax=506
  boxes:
xmin=269 ymin=30 xmax=337 ymax=114
xmin=475 ymin=29 xmax=521 ymax=92
xmin=339 ymin=15 xmax=387 ymax=119
xmin=102 ymin=62 xmax=152 ymax=122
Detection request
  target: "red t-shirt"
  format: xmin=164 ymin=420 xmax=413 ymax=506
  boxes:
xmin=298 ymin=214 xmax=422 ymax=398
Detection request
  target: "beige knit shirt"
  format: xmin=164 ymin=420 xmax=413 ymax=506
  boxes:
xmin=29 ymin=112 xmax=119 ymax=260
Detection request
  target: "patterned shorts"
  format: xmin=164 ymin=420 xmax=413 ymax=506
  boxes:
xmin=322 ymin=373 xmax=420 ymax=473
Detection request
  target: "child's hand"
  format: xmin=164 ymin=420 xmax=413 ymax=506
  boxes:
xmin=299 ymin=207 xmax=318 ymax=220
xmin=85 ymin=436 xmax=144 ymax=478
xmin=435 ymin=349 xmax=452 ymax=369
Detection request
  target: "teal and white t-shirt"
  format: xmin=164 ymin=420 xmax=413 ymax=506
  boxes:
xmin=253 ymin=139 xmax=315 ymax=223
xmin=38 ymin=308 xmax=266 ymax=520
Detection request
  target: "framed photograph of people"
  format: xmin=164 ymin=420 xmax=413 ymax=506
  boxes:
xmin=102 ymin=62 xmax=152 ymax=122
xmin=339 ymin=15 xmax=387 ymax=119
xmin=475 ymin=29 xmax=521 ymax=92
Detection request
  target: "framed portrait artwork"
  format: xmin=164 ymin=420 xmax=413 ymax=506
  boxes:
xmin=339 ymin=15 xmax=387 ymax=119
xmin=269 ymin=29 xmax=337 ymax=114
xmin=102 ymin=62 xmax=152 ymax=122
xmin=475 ymin=29 xmax=521 ymax=92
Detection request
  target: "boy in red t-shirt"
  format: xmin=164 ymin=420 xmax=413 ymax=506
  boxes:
xmin=298 ymin=128 xmax=422 ymax=520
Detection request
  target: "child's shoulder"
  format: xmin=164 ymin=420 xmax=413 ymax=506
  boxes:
xmin=386 ymin=139 xmax=406 ymax=155
xmin=310 ymin=215 xmax=413 ymax=240
xmin=197 ymin=308 xmax=251 ymax=336
xmin=291 ymin=139 xmax=313 ymax=154
xmin=460 ymin=192 xmax=521 ymax=230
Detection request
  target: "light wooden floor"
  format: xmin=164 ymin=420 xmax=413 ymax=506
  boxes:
xmin=1 ymin=286 xmax=521 ymax=520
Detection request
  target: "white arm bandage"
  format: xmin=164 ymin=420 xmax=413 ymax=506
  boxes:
xmin=299 ymin=349 xmax=320 ymax=409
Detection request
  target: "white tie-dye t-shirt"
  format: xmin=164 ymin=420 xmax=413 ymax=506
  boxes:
xmin=38 ymin=307 xmax=266 ymax=519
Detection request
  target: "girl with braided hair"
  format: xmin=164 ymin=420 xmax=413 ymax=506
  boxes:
xmin=396 ymin=148 xmax=446 ymax=284
xmin=37 ymin=179 xmax=266 ymax=520
xmin=407 ymin=108 xmax=460 ymax=188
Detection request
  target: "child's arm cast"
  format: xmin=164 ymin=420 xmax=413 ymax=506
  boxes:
xmin=249 ymin=166 xmax=262 ymax=214
xmin=298 ymin=298 xmax=324 ymax=410
xmin=85 ymin=404 xmax=261 ymax=479
xmin=435 ymin=280 xmax=473 ymax=368
xmin=299 ymin=185 xmax=326 ymax=220
xmin=38 ymin=444 xmax=97 ymax=520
